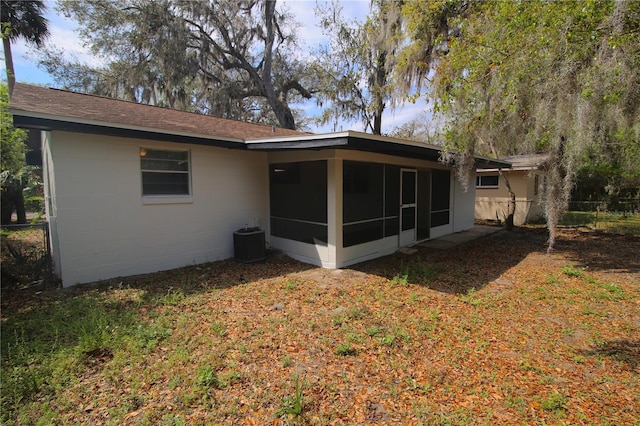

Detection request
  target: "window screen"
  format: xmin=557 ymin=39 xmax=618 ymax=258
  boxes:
xmin=431 ymin=170 xmax=450 ymax=227
xmin=343 ymin=162 xmax=400 ymax=247
xmin=140 ymin=148 xmax=190 ymax=195
xmin=270 ymin=161 xmax=328 ymax=244
xmin=476 ymin=174 xmax=499 ymax=188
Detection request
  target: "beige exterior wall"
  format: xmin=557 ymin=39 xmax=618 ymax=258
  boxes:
xmin=475 ymin=169 xmax=545 ymax=225
xmin=44 ymin=131 xmax=268 ymax=287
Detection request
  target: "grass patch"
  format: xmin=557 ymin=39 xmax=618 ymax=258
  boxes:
xmin=587 ymin=278 xmax=626 ymax=301
xmin=562 ymin=264 xmax=584 ymax=278
xmin=459 ymin=288 xmax=488 ymax=307
xmin=365 ymin=325 xmax=383 ymax=336
xmin=277 ymin=374 xmax=305 ymax=418
xmin=196 ymin=365 xmax=221 ymax=388
xmin=210 ymin=320 xmax=228 ymax=337
xmin=335 ymin=342 xmax=357 ymax=356
xmin=281 ymin=355 xmax=293 ymax=368
xmin=0 ymin=290 xmax=142 ymax=421
xmin=541 ymin=391 xmax=568 ymax=412
xmin=133 ymin=321 xmax=172 ymax=351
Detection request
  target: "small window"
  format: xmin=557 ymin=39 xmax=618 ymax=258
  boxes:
xmin=476 ymin=174 xmax=499 ymax=188
xmin=140 ymin=148 xmax=190 ymax=196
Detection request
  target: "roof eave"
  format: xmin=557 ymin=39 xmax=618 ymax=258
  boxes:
xmin=247 ymin=131 xmax=445 ymax=162
xmin=10 ymin=110 xmax=247 ymax=149
xmin=474 ymin=156 xmax=512 ymax=169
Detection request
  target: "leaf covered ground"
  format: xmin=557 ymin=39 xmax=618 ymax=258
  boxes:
xmin=2 ymin=227 xmax=639 ymax=425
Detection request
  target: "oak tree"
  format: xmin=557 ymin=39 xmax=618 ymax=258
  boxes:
xmin=396 ymin=0 xmax=640 ymax=248
xmin=42 ymin=0 xmax=312 ymax=129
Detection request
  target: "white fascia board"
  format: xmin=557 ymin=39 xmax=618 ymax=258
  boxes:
xmin=477 ymin=166 xmax=537 ymax=172
xmin=246 ymin=130 xmax=445 ymax=152
xmin=245 ymin=131 xmax=351 ymax=144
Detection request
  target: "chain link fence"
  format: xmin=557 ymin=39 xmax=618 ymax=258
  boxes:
xmin=568 ymin=199 xmax=640 ymax=214
xmin=562 ymin=199 xmax=640 ymax=234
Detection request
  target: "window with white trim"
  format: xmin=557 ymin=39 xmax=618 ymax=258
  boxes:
xmin=476 ymin=174 xmax=499 ymax=188
xmin=140 ymin=148 xmax=191 ymax=196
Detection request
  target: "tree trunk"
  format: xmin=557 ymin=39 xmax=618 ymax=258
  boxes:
xmin=260 ymin=0 xmax=296 ymax=130
xmin=1 ymin=196 xmax=14 ymax=224
xmin=373 ymin=111 xmax=383 ymax=135
xmin=270 ymin=100 xmax=296 ymax=130
xmin=372 ymin=51 xmax=387 ymax=135
xmin=484 ymin=138 xmax=516 ymax=230
xmin=15 ymin=190 xmax=27 ymax=224
xmin=505 ymin=191 xmax=516 ymax=230
xmin=1 ymin=183 xmax=18 ymax=224
xmin=3 ymin=37 xmax=15 ymax=97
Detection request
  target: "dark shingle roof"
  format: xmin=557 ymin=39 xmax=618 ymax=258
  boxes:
xmin=9 ymin=84 xmax=511 ymax=169
xmin=9 ymin=83 xmax=306 ymax=142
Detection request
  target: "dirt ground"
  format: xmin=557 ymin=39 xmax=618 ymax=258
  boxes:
xmin=2 ymin=227 xmax=639 ymax=425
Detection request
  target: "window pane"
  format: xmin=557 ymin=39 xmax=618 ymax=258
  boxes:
xmin=481 ymin=175 xmax=499 ymax=187
xmin=401 ymin=170 xmax=416 ymax=204
xmin=141 ymin=158 xmax=188 ymax=172
xmin=142 ymin=172 xmax=190 ymax=195
xmin=140 ymin=148 xmax=190 ymax=196
xmin=143 ymin=149 xmax=188 ymax=161
xmin=401 ymin=207 xmax=416 ymax=231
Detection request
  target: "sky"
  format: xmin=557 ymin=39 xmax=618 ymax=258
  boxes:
xmin=2 ymin=0 xmax=429 ymax=134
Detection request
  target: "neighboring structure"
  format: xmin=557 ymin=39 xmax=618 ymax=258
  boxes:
xmin=475 ymin=154 xmax=548 ymax=226
xmin=10 ymin=84 xmax=509 ymax=287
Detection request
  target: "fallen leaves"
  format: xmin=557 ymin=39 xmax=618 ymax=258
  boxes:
xmin=2 ymin=228 xmax=639 ymax=424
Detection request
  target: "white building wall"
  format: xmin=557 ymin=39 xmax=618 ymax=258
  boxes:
xmin=266 ymin=149 xmax=475 ymax=268
xmin=453 ymin=173 xmax=476 ymax=232
xmin=42 ymin=132 xmax=62 ymax=279
xmin=47 ymin=131 xmax=268 ymax=286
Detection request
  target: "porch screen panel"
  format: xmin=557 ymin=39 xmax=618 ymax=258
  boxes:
xmin=417 ymin=170 xmax=431 ymax=240
xmin=343 ymin=161 xmax=384 ymax=247
xmin=431 ymin=170 xmax=450 ymax=227
xmin=343 ymin=161 xmax=401 ymax=247
xmin=343 ymin=161 xmax=383 ymax=222
xmin=270 ymin=161 xmax=327 ymax=244
xmin=384 ymin=165 xmax=400 ymax=237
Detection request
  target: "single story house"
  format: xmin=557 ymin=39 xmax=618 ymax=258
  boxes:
xmin=10 ymin=83 xmax=509 ymax=287
xmin=475 ymin=154 xmax=548 ymax=226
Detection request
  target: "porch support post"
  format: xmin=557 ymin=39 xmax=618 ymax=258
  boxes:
xmin=326 ymin=158 xmax=342 ymax=268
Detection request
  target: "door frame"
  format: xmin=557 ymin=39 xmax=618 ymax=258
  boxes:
xmin=399 ymin=168 xmax=417 ymax=246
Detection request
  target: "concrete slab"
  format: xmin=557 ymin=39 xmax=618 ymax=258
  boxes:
xmin=418 ymin=225 xmax=502 ymax=250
